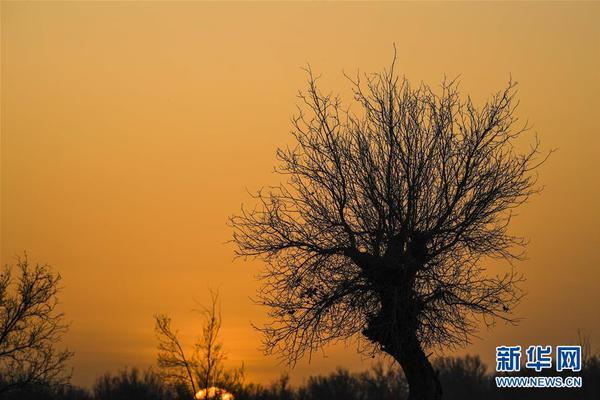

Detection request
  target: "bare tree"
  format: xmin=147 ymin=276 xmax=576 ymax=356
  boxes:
xmin=0 ymin=255 xmax=73 ymax=394
xmin=154 ymin=290 xmax=243 ymax=399
xmin=195 ymin=290 xmax=227 ymax=397
xmin=230 ymin=55 xmax=549 ymax=400
xmin=155 ymin=314 xmax=198 ymax=395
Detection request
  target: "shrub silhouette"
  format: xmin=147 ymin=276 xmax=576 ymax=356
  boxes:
xmin=3 ymin=354 xmax=599 ymax=400
xmin=92 ymin=368 xmax=176 ymax=400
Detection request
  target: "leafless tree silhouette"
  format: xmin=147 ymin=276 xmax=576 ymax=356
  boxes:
xmin=195 ymin=290 xmax=227 ymax=398
xmin=230 ymin=54 xmax=549 ymax=400
xmin=0 ymin=255 xmax=72 ymax=394
xmin=155 ymin=290 xmax=243 ymax=399
xmin=155 ymin=314 xmax=198 ymax=395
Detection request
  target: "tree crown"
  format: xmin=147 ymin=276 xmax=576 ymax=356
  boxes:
xmin=231 ymin=58 xmax=548 ymax=364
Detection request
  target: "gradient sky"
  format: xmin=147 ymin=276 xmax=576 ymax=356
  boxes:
xmin=2 ymin=1 xmax=599 ymax=389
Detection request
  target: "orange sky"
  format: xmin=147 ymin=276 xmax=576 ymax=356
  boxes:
xmin=2 ymin=1 xmax=599 ymax=389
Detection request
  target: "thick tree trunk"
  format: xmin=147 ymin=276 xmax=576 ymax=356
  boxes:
xmin=393 ymin=333 xmax=442 ymax=400
xmin=359 ymin=255 xmax=441 ymax=399
xmin=365 ymin=309 xmax=442 ymax=399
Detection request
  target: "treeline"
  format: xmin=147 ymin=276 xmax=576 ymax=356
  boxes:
xmin=3 ymin=354 xmax=599 ymax=400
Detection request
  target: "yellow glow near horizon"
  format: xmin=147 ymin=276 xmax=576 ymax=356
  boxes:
xmin=195 ymin=387 xmax=234 ymax=400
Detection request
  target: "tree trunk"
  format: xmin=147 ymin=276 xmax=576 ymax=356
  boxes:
xmin=393 ymin=332 xmax=442 ymax=400
xmin=360 ymin=257 xmax=442 ymax=399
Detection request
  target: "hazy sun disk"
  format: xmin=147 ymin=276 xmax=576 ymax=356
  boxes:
xmin=195 ymin=387 xmax=234 ymax=400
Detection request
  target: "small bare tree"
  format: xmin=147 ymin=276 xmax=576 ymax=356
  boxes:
xmin=0 ymin=255 xmax=73 ymax=394
xmin=230 ymin=55 xmax=549 ymax=400
xmin=155 ymin=290 xmax=243 ymax=399
xmin=155 ymin=314 xmax=198 ymax=395
xmin=195 ymin=290 xmax=226 ymax=397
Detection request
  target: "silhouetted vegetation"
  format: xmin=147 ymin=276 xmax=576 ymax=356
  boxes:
xmin=0 ymin=255 xmax=73 ymax=395
xmin=92 ymin=368 xmax=188 ymax=400
xmin=2 ymin=354 xmax=599 ymax=399
xmin=154 ymin=289 xmax=243 ymax=398
xmin=230 ymin=51 xmax=550 ymax=399
xmin=3 ymin=256 xmax=592 ymax=400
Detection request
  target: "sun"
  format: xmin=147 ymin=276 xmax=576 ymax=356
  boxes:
xmin=195 ymin=387 xmax=234 ymax=400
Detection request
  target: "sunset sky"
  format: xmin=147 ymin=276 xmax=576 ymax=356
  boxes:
xmin=2 ymin=1 xmax=599 ymax=389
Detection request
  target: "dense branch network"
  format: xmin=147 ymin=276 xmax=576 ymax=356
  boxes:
xmin=231 ymin=60 xmax=548 ymax=365
xmin=0 ymin=256 xmax=72 ymax=394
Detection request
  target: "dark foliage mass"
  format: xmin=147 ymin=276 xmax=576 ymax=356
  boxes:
xmin=3 ymin=355 xmax=599 ymax=400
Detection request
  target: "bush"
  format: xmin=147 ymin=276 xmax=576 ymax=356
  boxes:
xmin=92 ymin=368 xmax=176 ymax=400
